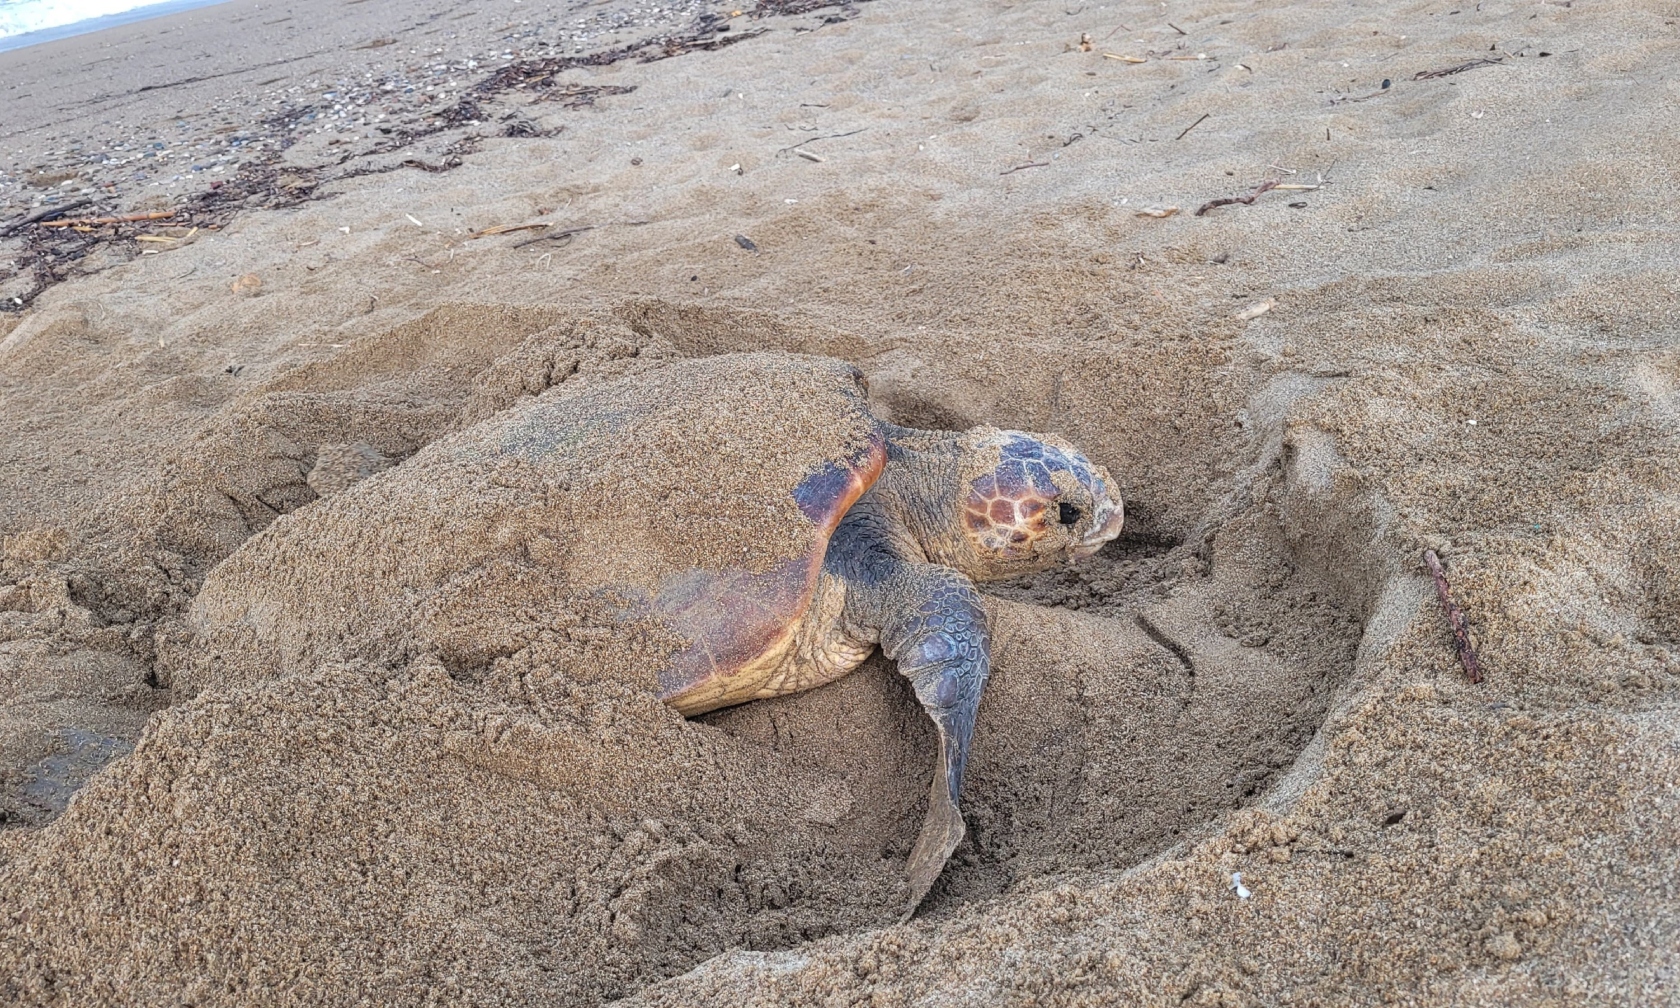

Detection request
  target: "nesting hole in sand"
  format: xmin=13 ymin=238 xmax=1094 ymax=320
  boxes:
xmin=637 ymin=303 xmax=1379 ymax=915
xmin=4 ymin=303 xmax=1383 ymax=995
xmin=153 ymin=301 xmax=1377 ymax=920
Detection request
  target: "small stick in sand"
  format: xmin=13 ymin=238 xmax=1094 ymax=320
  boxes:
xmin=38 ymin=211 xmax=176 ymax=228
xmin=512 ymin=225 xmax=594 ymax=249
xmin=775 ymin=127 xmax=865 ymax=155
xmin=1195 ymin=178 xmax=1279 ymax=216
xmin=1423 ymin=549 xmax=1484 ymax=684
xmin=469 ymin=222 xmax=552 ymax=238
xmin=1 ymin=198 xmax=95 ymax=236
xmin=1175 ymin=113 xmax=1210 ymax=140
xmin=1000 ymin=161 xmax=1050 ymax=175
xmin=1104 ymin=53 xmax=1146 ymax=63
xmin=1414 ymin=57 xmax=1503 ymax=80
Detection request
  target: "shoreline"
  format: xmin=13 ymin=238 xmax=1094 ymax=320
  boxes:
xmin=0 ymin=0 xmax=752 ymax=308
xmin=0 ymin=0 xmax=232 ymax=54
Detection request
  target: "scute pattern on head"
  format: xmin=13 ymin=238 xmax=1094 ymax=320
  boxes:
xmin=959 ymin=429 xmax=1123 ymax=568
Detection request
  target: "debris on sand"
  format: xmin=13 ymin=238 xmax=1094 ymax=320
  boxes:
xmin=1196 ymin=178 xmax=1280 ymax=216
xmin=1424 ymin=550 xmax=1484 ymax=684
xmin=38 ymin=211 xmax=176 ymax=228
xmin=469 ymin=222 xmax=552 ymax=238
xmin=0 ymin=199 xmax=95 ymax=236
xmin=1414 ymin=56 xmax=1504 ymax=80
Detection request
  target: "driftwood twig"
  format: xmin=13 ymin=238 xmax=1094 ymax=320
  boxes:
xmin=38 ymin=211 xmax=176 ymax=228
xmin=1195 ymin=178 xmax=1279 ymax=216
xmin=776 ymin=127 xmax=865 ymax=155
xmin=1414 ymin=57 xmax=1503 ymax=80
xmin=469 ymin=222 xmax=552 ymax=238
xmin=1175 ymin=113 xmax=1210 ymax=140
xmin=0 ymin=199 xmax=95 ymax=237
xmin=1424 ymin=549 xmax=1483 ymax=684
xmin=512 ymin=224 xmax=594 ymax=248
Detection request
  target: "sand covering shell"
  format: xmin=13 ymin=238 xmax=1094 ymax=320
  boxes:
xmin=176 ymin=353 xmax=881 ymax=698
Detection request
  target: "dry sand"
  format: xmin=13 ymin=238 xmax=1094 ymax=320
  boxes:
xmin=2 ymin=0 xmax=1679 ymax=1004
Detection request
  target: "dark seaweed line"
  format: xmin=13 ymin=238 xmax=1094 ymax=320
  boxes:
xmin=0 ymin=0 xmax=871 ymax=313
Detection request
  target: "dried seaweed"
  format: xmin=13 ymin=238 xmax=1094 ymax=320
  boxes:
xmin=0 ymin=0 xmax=873 ymax=311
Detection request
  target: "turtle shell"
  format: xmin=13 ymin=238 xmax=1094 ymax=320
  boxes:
xmin=178 ymin=353 xmax=887 ymax=704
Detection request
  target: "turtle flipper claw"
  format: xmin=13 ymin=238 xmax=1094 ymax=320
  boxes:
xmin=901 ymin=725 xmax=968 ymax=921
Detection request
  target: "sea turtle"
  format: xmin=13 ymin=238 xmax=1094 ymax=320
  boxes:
xmin=180 ymin=352 xmax=1123 ymax=913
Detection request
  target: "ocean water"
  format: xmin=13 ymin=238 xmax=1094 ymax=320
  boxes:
xmin=0 ymin=0 xmax=228 ymax=51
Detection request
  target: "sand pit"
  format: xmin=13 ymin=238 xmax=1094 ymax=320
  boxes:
xmin=3 ymin=302 xmax=1372 ymax=1004
xmin=3 ymin=0 xmax=1679 ymax=1004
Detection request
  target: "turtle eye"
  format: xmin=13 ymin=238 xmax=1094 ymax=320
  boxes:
xmin=1058 ymin=503 xmax=1082 ymax=526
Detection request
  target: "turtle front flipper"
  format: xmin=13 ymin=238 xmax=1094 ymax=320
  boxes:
xmin=877 ymin=566 xmax=992 ymax=919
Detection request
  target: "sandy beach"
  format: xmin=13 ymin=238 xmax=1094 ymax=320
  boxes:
xmin=2 ymin=0 xmax=1678 ymax=1004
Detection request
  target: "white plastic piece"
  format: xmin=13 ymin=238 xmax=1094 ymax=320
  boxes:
xmin=1230 ymin=872 xmax=1251 ymax=899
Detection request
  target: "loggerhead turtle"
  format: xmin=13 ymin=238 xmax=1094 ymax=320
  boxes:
xmin=180 ymin=352 xmax=1123 ymax=914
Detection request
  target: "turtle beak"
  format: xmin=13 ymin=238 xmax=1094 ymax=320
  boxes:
xmin=1070 ymin=495 xmax=1123 ymax=560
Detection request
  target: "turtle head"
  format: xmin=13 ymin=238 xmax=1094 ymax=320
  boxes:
xmin=947 ymin=429 xmax=1124 ymax=579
